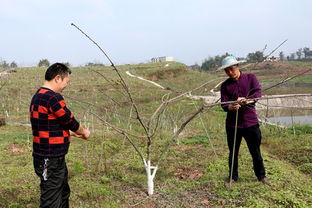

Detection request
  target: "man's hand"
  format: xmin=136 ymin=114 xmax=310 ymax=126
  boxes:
xmin=237 ymin=97 xmax=247 ymax=105
xmin=228 ymin=103 xmax=241 ymax=111
xmin=70 ymin=131 xmax=82 ymax=138
xmin=81 ymin=128 xmax=90 ymax=140
xmin=72 ymin=125 xmax=91 ymax=140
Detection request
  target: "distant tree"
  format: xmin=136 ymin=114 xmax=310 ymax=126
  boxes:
xmin=0 ymin=61 xmax=9 ymax=68
xmin=279 ymin=51 xmax=285 ymax=61
xmin=303 ymin=47 xmax=311 ymax=59
xmin=38 ymin=59 xmax=50 ymax=67
xmin=201 ymin=53 xmax=229 ymax=71
xmin=290 ymin=53 xmax=296 ymax=61
xmin=63 ymin=62 xmax=70 ymax=67
xmin=189 ymin=63 xmax=200 ymax=70
xmin=85 ymin=62 xmax=104 ymax=67
xmin=214 ymin=55 xmax=222 ymax=68
xmin=247 ymin=51 xmax=264 ymax=62
xmin=296 ymin=48 xmax=303 ymax=60
xmin=303 ymin=47 xmax=310 ymax=59
xmin=201 ymin=57 xmax=215 ymax=71
xmin=10 ymin=61 xmax=17 ymax=68
xmin=302 ymin=47 xmax=312 ymax=60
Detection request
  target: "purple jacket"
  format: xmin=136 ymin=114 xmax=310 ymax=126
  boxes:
xmin=220 ymin=72 xmax=261 ymax=128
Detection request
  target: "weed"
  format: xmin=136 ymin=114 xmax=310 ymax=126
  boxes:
xmin=72 ymin=160 xmax=85 ymax=175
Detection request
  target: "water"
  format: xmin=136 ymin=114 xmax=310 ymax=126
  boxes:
xmin=266 ymin=115 xmax=312 ymax=126
xmin=258 ymin=108 xmax=312 ymax=126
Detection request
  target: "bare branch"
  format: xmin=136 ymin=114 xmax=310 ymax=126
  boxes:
xmin=264 ymin=39 xmax=288 ymax=59
xmin=167 ymin=78 xmax=223 ymax=103
xmin=71 ymin=23 xmax=151 ymax=151
xmin=243 ymin=39 xmax=288 ymax=70
xmin=191 ymin=100 xmax=217 ymax=158
xmin=156 ymin=105 xmax=207 ymax=166
xmin=91 ymin=69 xmax=128 ymax=98
xmin=90 ymin=110 xmax=146 ymax=140
xmin=205 ymin=94 xmax=312 ymax=109
xmin=123 ymin=133 xmax=145 ymax=164
xmin=0 ymin=82 xmax=6 ymax=91
xmin=150 ymin=78 xmax=223 ymax=123
xmin=65 ymin=94 xmax=137 ymax=120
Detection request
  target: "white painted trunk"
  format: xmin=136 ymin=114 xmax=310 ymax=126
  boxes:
xmin=144 ymin=159 xmax=158 ymax=196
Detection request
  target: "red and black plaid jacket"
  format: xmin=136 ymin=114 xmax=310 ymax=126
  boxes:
xmin=30 ymin=87 xmax=80 ymax=157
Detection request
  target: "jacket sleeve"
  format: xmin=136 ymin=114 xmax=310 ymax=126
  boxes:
xmin=247 ymin=74 xmax=262 ymax=100
xmin=220 ymin=82 xmax=229 ymax=112
xmin=49 ymin=94 xmax=80 ymax=132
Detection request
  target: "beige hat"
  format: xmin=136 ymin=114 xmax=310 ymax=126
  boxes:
xmin=218 ymin=55 xmax=246 ymax=70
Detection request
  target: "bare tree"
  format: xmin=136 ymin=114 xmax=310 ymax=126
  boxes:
xmin=71 ymin=23 xmax=225 ymax=195
xmin=71 ymin=24 xmax=311 ymax=196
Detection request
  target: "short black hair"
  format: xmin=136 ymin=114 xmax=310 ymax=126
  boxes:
xmin=45 ymin=63 xmax=72 ymax=81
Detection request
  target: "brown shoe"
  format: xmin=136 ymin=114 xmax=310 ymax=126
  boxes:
xmin=260 ymin=177 xmax=271 ymax=186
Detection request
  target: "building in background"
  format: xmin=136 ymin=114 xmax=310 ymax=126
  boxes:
xmin=151 ymin=56 xmax=174 ymax=63
xmin=265 ymin=56 xmax=280 ymax=62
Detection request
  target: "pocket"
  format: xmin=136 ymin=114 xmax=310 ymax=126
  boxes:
xmin=46 ymin=158 xmax=59 ymax=172
xmin=33 ymin=157 xmax=44 ymax=177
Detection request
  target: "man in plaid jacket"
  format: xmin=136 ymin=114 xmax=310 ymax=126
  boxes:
xmin=30 ymin=63 xmax=90 ymax=207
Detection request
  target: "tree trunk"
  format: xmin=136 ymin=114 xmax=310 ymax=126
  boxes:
xmin=144 ymin=159 xmax=158 ymax=196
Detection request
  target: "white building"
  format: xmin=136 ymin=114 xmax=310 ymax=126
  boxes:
xmin=265 ymin=56 xmax=280 ymax=62
xmin=151 ymin=56 xmax=174 ymax=63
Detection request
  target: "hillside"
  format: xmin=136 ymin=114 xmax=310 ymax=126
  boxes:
xmin=247 ymin=61 xmax=312 ymax=94
xmin=0 ymin=61 xmax=311 ymax=207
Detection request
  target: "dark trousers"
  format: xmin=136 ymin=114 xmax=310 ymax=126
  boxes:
xmin=226 ymin=124 xmax=266 ymax=181
xmin=34 ymin=156 xmax=70 ymax=208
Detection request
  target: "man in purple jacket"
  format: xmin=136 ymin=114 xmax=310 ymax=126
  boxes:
xmin=219 ymin=55 xmax=270 ymax=186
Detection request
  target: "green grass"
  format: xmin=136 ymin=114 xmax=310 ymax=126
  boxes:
xmin=0 ymin=62 xmax=312 ymax=207
xmin=290 ymin=61 xmax=312 ymax=67
xmin=202 ymin=146 xmax=312 ymax=207
xmin=262 ymin=125 xmax=312 ymax=176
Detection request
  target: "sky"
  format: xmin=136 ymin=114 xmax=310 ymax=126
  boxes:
xmin=1 ymin=0 xmax=312 ymax=66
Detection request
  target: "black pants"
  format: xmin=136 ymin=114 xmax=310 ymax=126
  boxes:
xmin=226 ymin=124 xmax=266 ymax=181
xmin=34 ymin=156 xmax=70 ymax=208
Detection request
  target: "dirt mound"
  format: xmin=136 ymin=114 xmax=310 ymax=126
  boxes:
xmin=122 ymin=184 xmax=220 ymax=208
xmin=7 ymin=143 xmax=28 ymax=154
xmin=174 ymin=167 xmax=203 ymax=180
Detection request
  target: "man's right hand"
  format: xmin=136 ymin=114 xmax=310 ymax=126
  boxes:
xmin=228 ymin=104 xmax=241 ymax=111
xmin=73 ymin=125 xmax=90 ymax=140
xmin=81 ymin=128 xmax=90 ymax=140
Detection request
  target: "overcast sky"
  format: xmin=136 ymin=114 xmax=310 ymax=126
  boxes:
xmin=1 ymin=0 xmax=311 ymax=66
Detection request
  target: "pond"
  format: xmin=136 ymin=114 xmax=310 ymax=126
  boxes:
xmin=265 ymin=115 xmax=312 ymax=126
xmin=258 ymin=108 xmax=312 ymax=126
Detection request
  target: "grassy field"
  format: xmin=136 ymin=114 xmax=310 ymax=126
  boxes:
xmin=0 ymin=61 xmax=311 ymax=207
